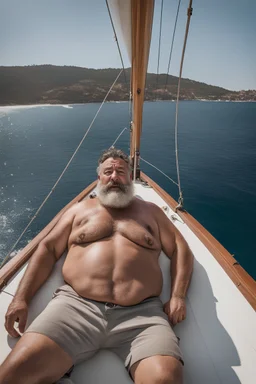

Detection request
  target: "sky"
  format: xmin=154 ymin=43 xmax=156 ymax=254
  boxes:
xmin=1 ymin=0 xmax=255 ymax=91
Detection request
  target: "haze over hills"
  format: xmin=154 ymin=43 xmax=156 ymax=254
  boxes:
xmin=0 ymin=65 xmax=255 ymax=105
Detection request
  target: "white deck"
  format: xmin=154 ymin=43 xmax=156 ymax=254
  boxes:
xmin=1 ymin=181 xmax=256 ymax=383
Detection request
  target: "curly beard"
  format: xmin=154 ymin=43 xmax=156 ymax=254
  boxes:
xmin=96 ymin=180 xmax=134 ymax=208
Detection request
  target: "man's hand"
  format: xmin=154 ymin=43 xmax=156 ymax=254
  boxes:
xmin=5 ymin=298 xmax=28 ymax=338
xmin=164 ymin=297 xmax=186 ymax=326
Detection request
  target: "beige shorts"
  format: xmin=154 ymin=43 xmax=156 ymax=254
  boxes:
xmin=26 ymin=284 xmax=183 ymax=372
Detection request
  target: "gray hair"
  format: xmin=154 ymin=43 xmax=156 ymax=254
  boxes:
xmin=97 ymin=148 xmax=132 ymax=175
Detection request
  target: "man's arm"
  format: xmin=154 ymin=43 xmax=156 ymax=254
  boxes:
xmin=5 ymin=205 xmax=77 ymax=337
xmin=169 ymin=229 xmax=193 ymax=300
xmin=153 ymin=204 xmax=194 ymax=325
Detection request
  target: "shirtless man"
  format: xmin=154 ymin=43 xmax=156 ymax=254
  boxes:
xmin=0 ymin=148 xmax=193 ymax=384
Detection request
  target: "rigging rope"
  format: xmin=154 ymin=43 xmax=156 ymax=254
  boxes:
xmin=1 ymin=69 xmax=123 ymax=268
xmin=140 ymin=156 xmax=178 ymax=187
xmin=110 ymin=127 xmax=128 ymax=148
xmin=165 ymin=0 xmax=181 ymax=89
xmin=156 ymin=0 xmax=164 ymax=86
xmin=129 ymin=87 xmax=133 ymax=152
xmin=174 ymin=0 xmax=193 ymax=210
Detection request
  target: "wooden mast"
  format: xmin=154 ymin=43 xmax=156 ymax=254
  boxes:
xmin=130 ymin=0 xmax=154 ymax=179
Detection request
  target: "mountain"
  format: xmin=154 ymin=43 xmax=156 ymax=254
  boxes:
xmin=0 ymin=65 xmax=255 ymax=105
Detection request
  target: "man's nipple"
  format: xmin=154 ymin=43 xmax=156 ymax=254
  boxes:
xmin=79 ymin=233 xmax=85 ymax=241
xmin=145 ymin=235 xmax=153 ymax=246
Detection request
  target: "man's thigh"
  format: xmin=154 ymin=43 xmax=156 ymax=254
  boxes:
xmin=0 ymin=332 xmax=73 ymax=384
xmin=107 ymin=298 xmax=183 ymax=373
xmin=115 ymin=323 xmax=183 ymax=373
xmin=25 ymin=284 xmax=106 ymax=362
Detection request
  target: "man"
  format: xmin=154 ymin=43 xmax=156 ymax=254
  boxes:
xmin=0 ymin=148 xmax=193 ymax=384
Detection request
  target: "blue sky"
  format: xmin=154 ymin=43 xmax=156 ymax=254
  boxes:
xmin=1 ymin=0 xmax=255 ymax=91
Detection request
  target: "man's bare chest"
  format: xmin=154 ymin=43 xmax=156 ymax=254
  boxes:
xmin=68 ymin=208 xmax=160 ymax=250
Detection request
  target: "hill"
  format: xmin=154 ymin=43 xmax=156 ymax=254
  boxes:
xmin=0 ymin=65 xmax=255 ymax=105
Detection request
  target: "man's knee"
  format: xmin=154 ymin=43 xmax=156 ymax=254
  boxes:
xmin=0 ymin=333 xmax=73 ymax=384
xmin=131 ymin=355 xmax=183 ymax=384
xmin=150 ymin=360 xmax=182 ymax=384
xmin=0 ymin=345 xmax=48 ymax=384
xmin=0 ymin=343 xmax=27 ymax=378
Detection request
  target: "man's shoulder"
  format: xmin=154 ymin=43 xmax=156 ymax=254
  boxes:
xmin=141 ymin=200 xmax=173 ymax=226
xmin=141 ymin=199 xmax=161 ymax=213
xmin=133 ymin=198 xmax=163 ymax=217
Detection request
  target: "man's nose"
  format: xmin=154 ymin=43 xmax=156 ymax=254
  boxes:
xmin=111 ymin=171 xmax=119 ymax=181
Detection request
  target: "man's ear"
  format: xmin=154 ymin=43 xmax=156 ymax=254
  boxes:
xmin=98 ymin=175 xmax=100 ymax=180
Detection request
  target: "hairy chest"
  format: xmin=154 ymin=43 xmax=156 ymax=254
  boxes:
xmin=68 ymin=208 xmax=161 ymax=250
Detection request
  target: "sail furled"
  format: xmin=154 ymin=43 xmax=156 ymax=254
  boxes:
xmin=107 ymin=0 xmax=155 ymax=176
xmin=107 ymin=0 xmax=132 ymax=62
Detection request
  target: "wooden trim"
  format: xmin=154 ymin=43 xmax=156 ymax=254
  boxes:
xmin=141 ymin=172 xmax=256 ymax=310
xmin=0 ymin=180 xmax=97 ymax=290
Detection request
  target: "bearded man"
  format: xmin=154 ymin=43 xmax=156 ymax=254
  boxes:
xmin=1 ymin=148 xmax=193 ymax=384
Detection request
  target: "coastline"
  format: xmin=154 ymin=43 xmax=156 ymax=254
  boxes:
xmin=0 ymin=100 xmax=256 ymax=110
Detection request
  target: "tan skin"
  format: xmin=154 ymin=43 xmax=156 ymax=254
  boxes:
xmin=0 ymin=157 xmax=193 ymax=384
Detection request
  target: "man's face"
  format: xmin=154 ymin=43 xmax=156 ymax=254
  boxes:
xmin=96 ymin=157 xmax=134 ymax=208
xmin=98 ymin=157 xmax=131 ymax=187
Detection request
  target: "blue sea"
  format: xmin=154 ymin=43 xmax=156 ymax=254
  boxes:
xmin=0 ymin=101 xmax=255 ymax=279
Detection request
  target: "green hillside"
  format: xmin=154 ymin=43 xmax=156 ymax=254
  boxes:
xmin=0 ymin=65 xmax=253 ymax=105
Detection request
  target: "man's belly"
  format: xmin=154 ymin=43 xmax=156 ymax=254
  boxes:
xmin=62 ymin=239 xmax=163 ymax=306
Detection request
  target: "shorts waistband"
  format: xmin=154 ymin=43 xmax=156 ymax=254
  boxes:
xmin=63 ymin=283 xmax=158 ymax=308
xmin=100 ymin=296 xmax=159 ymax=308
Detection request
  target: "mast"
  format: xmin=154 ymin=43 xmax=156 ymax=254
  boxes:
xmin=130 ymin=0 xmax=154 ymax=179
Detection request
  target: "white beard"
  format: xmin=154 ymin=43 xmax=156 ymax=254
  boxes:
xmin=96 ymin=180 xmax=134 ymax=208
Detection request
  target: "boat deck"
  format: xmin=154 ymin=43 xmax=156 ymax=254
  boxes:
xmin=0 ymin=181 xmax=255 ymax=383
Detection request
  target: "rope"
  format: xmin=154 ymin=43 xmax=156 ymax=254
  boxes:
xmin=129 ymin=89 xmax=133 ymax=126
xmin=1 ymin=290 xmax=14 ymax=298
xmin=165 ymin=0 xmax=181 ymax=89
xmin=129 ymin=86 xmax=133 ymax=154
xmin=156 ymin=0 xmax=164 ymax=86
xmin=140 ymin=156 xmax=178 ymax=187
xmin=174 ymin=0 xmax=193 ymax=210
xmin=105 ymin=0 xmax=127 ymax=85
xmin=0 ymin=69 xmax=123 ymax=268
xmin=110 ymin=127 xmax=128 ymax=148
xmin=133 ymin=135 xmax=137 ymax=181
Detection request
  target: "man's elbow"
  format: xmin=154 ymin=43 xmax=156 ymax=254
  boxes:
xmin=36 ymin=241 xmax=57 ymax=263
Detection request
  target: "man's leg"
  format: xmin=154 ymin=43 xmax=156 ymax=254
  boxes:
xmin=0 ymin=332 xmax=73 ymax=384
xmin=130 ymin=355 xmax=183 ymax=384
xmin=107 ymin=297 xmax=184 ymax=383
